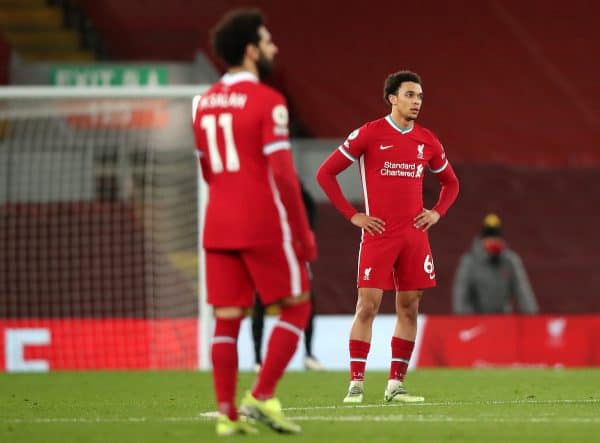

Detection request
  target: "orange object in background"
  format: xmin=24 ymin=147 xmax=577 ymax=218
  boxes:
xmin=61 ymin=99 xmax=169 ymax=129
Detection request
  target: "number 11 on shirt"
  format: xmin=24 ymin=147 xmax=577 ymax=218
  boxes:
xmin=200 ymin=113 xmax=240 ymax=173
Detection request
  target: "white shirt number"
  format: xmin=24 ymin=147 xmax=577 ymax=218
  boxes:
xmin=424 ymin=254 xmax=435 ymax=279
xmin=200 ymin=113 xmax=240 ymax=173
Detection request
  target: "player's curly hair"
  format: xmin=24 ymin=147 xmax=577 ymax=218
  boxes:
xmin=383 ymin=71 xmax=422 ymax=105
xmin=211 ymin=8 xmax=265 ymax=67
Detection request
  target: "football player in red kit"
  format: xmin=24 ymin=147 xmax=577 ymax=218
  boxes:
xmin=316 ymin=71 xmax=459 ymax=403
xmin=193 ymin=9 xmax=315 ymax=435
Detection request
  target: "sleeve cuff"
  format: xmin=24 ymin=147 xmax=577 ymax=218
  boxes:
xmin=430 ymin=159 xmax=449 ymax=174
xmin=263 ymin=141 xmax=291 ymax=155
xmin=338 ymin=146 xmax=357 ymax=162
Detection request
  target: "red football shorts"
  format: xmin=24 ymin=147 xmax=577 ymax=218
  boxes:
xmin=357 ymin=229 xmax=437 ymax=291
xmin=205 ymin=243 xmax=310 ymax=308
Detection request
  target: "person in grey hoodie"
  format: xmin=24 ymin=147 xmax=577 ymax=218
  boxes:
xmin=452 ymin=214 xmax=539 ymax=314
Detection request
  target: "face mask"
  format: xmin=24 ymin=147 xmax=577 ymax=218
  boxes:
xmin=483 ymin=238 xmax=505 ymax=256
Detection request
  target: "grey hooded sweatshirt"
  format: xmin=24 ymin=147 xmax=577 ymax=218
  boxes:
xmin=452 ymin=238 xmax=539 ymax=314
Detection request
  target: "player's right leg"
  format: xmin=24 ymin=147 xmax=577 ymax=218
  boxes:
xmin=206 ymin=250 xmax=258 ymax=435
xmin=345 ymin=238 xmax=396 ymax=403
xmin=344 ymin=287 xmax=383 ymax=403
xmin=216 ymin=414 xmax=258 ymax=436
xmin=383 ymin=289 xmax=425 ymax=403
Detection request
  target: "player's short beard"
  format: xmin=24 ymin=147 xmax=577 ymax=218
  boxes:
xmin=256 ymin=51 xmax=274 ymax=80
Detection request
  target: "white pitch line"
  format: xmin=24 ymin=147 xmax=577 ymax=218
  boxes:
xmin=4 ymin=414 xmax=600 ymax=425
xmin=282 ymin=398 xmax=600 ymax=412
xmin=290 ymin=415 xmax=600 ymax=424
xmin=197 ymin=398 xmax=600 ymax=417
xmin=200 ymin=398 xmax=600 ymax=418
xmin=1 ymin=417 xmax=203 ymax=424
xmin=3 ymin=399 xmax=598 ymax=425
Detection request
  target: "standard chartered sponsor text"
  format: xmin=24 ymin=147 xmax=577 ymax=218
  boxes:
xmin=380 ymin=161 xmax=423 ymax=178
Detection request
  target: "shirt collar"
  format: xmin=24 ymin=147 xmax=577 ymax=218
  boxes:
xmin=221 ymin=71 xmax=259 ymax=86
xmin=385 ymin=114 xmax=414 ymax=134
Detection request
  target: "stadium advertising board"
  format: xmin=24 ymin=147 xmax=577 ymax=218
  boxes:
xmin=2 ymin=316 xmax=600 ymax=372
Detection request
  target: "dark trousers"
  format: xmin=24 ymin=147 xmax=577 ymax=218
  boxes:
xmin=251 ymin=291 xmax=316 ymax=364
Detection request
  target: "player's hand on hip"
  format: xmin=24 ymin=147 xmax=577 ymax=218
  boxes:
xmin=350 ymin=213 xmax=385 ymax=236
xmin=413 ymin=208 xmax=440 ymax=231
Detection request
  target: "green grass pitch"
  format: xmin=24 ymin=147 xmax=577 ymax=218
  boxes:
xmin=1 ymin=369 xmax=599 ymax=442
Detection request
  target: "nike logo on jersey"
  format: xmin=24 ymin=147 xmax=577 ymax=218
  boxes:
xmin=379 ymin=144 xmax=394 ymax=150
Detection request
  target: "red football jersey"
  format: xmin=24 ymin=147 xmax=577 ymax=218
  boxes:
xmin=340 ymin=115 xmax=449 ymax=238
xmin=193 ymin=72 xmax=293 ymax=249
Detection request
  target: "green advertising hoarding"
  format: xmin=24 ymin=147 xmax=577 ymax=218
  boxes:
xmin=51 ymin=65 xmax=169 ymax=86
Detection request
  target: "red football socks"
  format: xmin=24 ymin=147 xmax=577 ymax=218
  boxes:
xmin=211 ymin=317 xmax=242 ymax=420
xmin=349 ymin=339 xmax=371 ymax=381
xmin=252 ymin=301 xmax=311 ymax=400
xmin=390 ymin=336 xmax=414 ymax=381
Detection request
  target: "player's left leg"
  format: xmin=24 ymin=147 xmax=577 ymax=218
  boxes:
xmin=242 ymin=293 xmax=310 ymax=433
xmin=384 ymin=233 xmax=435 ymax=402
xmin=239 ymin=242 xmax=311 ymax=433
xmin=384 ymin=289 xmax=425 ymax=402
xmin=251 ymin=293 xmax=311 ymax=400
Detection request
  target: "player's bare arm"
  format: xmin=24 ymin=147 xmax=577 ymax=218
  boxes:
xmin=413 ymin=208 xmax=440 ymax=232
xmin=350 ymin=213 xmax=386 ymax=236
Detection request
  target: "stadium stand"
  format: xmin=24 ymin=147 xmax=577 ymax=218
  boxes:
xmin=72 ymin=0 xmax=600 ymax=164
xmin=0 ymin=31 xmax=9 ymax=84
xmin=0 ymin=0 xmax=94 ymax=62
xmin=2 ymin=0 xmax=599 ymax=315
